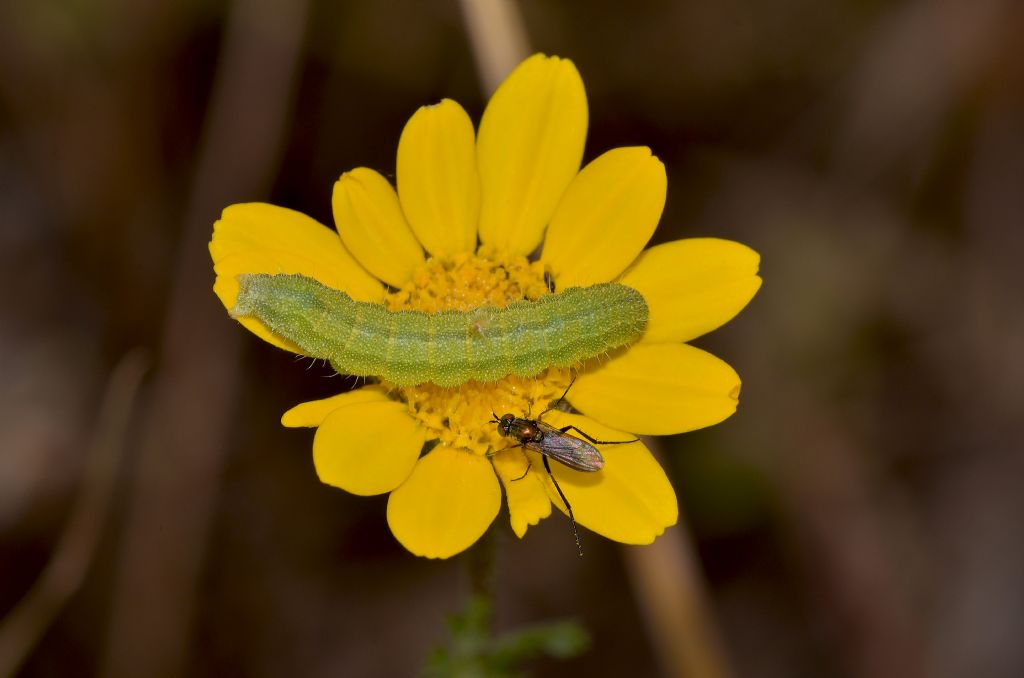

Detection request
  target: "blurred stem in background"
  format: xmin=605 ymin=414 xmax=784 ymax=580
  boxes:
xmin=0 ymin=351 xmax=149 ymax=677
xmin=455 ymin=2 xmax=735 ymax=676
xmin=625 ymin=444 xmax=734 ymax=678
xmin=100 ymin=0 xmax=309 ymax=676
xmin=459 ymin=0 xmax=530 ymax=93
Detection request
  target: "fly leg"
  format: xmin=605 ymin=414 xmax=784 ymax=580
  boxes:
xmin=489 ymin=444 xmax=532 ymax=481
xmin=543 ymin=455 xmax=583 ymax=557
xmin=558 ymin=425 xmax=639 ymax=446
xmin=513 ymin=456 xmax=531 ymax=481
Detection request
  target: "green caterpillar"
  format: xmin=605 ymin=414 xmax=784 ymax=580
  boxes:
xmin=233 ymin=273 xmax=648 ymax=387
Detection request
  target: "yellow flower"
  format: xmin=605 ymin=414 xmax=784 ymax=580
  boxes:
xmin=209 ymin=54 xmax=761 ymax=559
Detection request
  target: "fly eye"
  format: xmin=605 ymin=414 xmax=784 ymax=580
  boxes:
xmin=496 ymin=414 xmax=514 ymax=436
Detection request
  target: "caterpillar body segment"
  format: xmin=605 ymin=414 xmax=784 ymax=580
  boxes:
xmin=233 ymin=273 xmax=648 ymax=387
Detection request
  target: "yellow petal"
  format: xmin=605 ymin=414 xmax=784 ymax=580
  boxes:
xmin=492 ymin=449 xmax=551 ymax=538
xmin=396 ymin=99 xmax=479 ymax=257
xmin=210 ymin=203 xmax=384 ymax=350
xmin=387 ymin=446 xmax=501 ymax=559
xmin=571 ymin=343 xmax=741 ymax=435
xmin=621 ymin=238 xmax=762 ymax=343
xmin=313 ymin=400 xmax=426 ymax=496
xmin=332 ymin=168 xmax=425 ymax=288
xmin=477 ymin=54 xmax=587 ymax=256
xmin=534 ymin=412 xmax=677 ymax=544
xmin=542 ymin=147 xmax=666 ymax=288
xmin=281 ymin=386 xmax=390 ymax=427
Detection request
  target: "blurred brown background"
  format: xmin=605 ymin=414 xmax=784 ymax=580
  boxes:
xmin=2 ymin=0 xmax=1023 ymax=676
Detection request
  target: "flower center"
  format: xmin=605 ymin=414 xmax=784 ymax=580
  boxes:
xmin=382 ymin=246 xmax=571 ymax=457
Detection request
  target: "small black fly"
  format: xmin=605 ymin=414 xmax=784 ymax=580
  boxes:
xmin=491 ymin=376 xmax=639 ymax=556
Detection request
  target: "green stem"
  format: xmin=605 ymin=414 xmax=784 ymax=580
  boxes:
xmin=466 ymin=526 xmax=497 ymax=614
xmin=427 ymin=528 xmax=588 ymax=676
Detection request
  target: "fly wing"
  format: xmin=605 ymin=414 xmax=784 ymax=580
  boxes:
xmin=532 ymin=421 xmax=605 ymax=472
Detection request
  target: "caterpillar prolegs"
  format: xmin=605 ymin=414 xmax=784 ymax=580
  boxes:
xmin=233 ymin=273 xmax=648 ymax=387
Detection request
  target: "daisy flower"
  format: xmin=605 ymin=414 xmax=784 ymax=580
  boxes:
xmin=209 ymin=54 xmax=761 ymax=559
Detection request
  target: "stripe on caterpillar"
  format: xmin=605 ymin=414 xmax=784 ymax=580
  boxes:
xmin=232 ymin=273 xmax=648 ymax=387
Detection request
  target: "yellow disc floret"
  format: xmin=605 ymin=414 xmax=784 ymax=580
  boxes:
xmin=382 ymin=246 xmax=571 ymax=456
